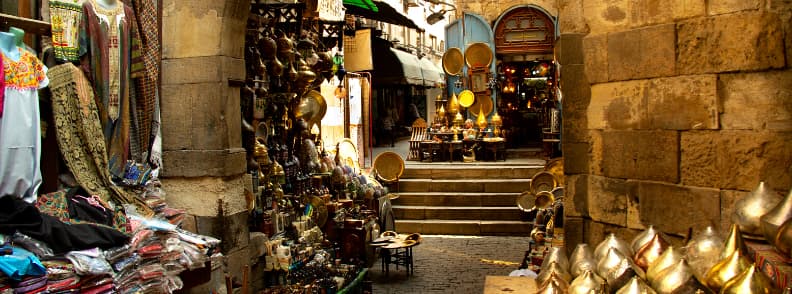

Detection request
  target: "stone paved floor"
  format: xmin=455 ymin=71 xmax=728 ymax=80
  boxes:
xmin=369 ymin=235 xmax=531 ymax=294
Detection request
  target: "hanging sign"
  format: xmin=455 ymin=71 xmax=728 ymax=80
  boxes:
xmin=318 ymin=0 xmax=345 ymax=22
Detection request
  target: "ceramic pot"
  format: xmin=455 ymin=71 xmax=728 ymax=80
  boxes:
xmin=595 ymin=233 xmax=633 ymax=261
xmin=733 ymin=182 xmax=782 ymax=237
xmin=703 ymin=250 xmax=752 ymax=292
xmin=686 ymin=226 xmax=724 ymax=281
xmin=762 ymin=188 xmax=792 ymax=247
xmin=721 ymin=264 xmax=780 ymax=294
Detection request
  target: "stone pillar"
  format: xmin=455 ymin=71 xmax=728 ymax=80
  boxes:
xmin=160 ymin=0 xmax=252 ymax=290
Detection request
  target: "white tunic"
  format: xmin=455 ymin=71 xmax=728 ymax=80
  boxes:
xmin=0 ymin=48 xmax=48 ymax=203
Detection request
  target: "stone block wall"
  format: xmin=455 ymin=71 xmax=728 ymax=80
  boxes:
xmin=559 ymin=0 xmax=792 ymax=248
xmin=160 ymin=0 xmax=253 ymax=291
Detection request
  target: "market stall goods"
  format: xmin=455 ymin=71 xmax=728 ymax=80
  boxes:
xmin=733 ymin=182 xmax=782 ymax=238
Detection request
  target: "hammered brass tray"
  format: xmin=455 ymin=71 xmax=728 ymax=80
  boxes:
xmin=442 ymin=47 xmax=464 ymax=76
xmin=469 ymin=94 xmax=493 ymax=117
xmin=372 ymin=151 xmax=404 ymax=183
xmin=465 ymin=42 xmax=493 ymax=68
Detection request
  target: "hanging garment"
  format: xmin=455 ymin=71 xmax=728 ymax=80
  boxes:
xmin=0 ymin=197 xmax=129 ymax=254
xmin=78 ymin=0 xmax=144 ymax=178
xmin=130 ymin=0 xmax=159 ymax=163
xmin=49 ymin=0 xmax=86 ymax=62
xmin=0 ymin=48 xmax=48 ymax=203
xmin=0 ymin=52 xmax=4 ymax=118
xmin=47 ymin=63 xmax=134 ymax=209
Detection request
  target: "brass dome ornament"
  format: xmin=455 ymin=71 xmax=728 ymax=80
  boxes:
xmin=686 ymin=226 xmax=724 ymax=281
xmin=733 ymin=182 xmax=782 ymax=237
xmin=704 ymin=250 xmax=752 ymax=292
xmin=762 ymin=189 xmax=792 ymax=249
xmin=634 ymin=233 xmax=670 ymax=271
xmin=616 ymin=276 xmax=657 ymax=294
xmin=595 ymin=233 xmax=633 ymax=261
xmin=541 ymin=247 xmax=570 ymax=273
xmin=652 ymin=259 xmax=708 ymax=294
xmin=537 ymin=273 xmax=568 ymax=294
xmin=721 ymin=224 xmax=750 ymax=260
xmin=568 ymin=270 xmax=604 ymax=294
xmin=570 ymin=244 xmax=597 ymax=278
xmin=721 ymin=264 xmax=780 ymax=294
xmin=448 ymin=92 xmax=460 ymax=116
xmin=537 ymin=261 xmax=572 ymax=285
xmin=631 ymin=225 xmax=659 ymax=254
xmin=775 ymin=218 xmax=792 ymax=256
xmin=597 ymin=248 xmax=645 ymax=291
xmin=647 ymin=246 xmax=684 ymax=284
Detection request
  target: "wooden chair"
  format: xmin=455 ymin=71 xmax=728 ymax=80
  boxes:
xmin=407 ymin=118 xmax=428 ymax=160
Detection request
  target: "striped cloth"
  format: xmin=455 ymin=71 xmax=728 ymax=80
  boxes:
xmin=130 ymin=0 xmax=160 ymax=162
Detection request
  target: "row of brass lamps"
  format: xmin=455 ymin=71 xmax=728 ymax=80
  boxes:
xmin=437 ymin=91 xmax=503 ymax=139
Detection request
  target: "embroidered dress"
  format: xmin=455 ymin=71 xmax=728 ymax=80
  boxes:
xmin=0 ymin=48 xmax=48 ymax=203
xmin=49 ymin=0 xmax=85 ymax=62
xmin=78 ymin=0 xmax=143 ymax=178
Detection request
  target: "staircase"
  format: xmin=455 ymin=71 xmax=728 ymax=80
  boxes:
xmin=392 ymin=160 xmax=545 ymax=235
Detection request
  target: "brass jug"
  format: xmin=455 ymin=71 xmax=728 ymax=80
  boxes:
xmin=634 ymin=233 xmax=670 ymax=271
xmin=762 ymin=189 xmax=792 ymax=249
xmin=570 ymin=244 xmax=597 ymax=278
xmin=721 ymin=264 xmax=780 ymax=294
xmin=733 ymin=182 xmax=782 ymax=237
xmin=568 ymin=270 xmax=604 ymax=294
xmin=686 ymin=226 xmax=724 ymax=281
xmin=616 ymin=276 xmax=657 ymax=294
xmin=646 ymin=246 xmax=683 ymax=284
xmin=703 ymin=250 xmax=752 ymax=292
xmin=253 ymin=137 xmax=270 ymax=166
xmin=595 ymin=233 xmax=633 ymax=261
xmin=652 ymin=259 xmax=708 ymax=294
xmin=631 ymin=225 xmax=659 ymax=254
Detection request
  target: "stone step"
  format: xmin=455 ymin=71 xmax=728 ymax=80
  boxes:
xmin=402 ymin=164 xmax=544 ymax=179
xmin=395 ymin=219 xmax=533 ymax=236
xmin=392 ymin=205 xmax=522 ymax=221
xmin=392 ymin=192 xmax=520 ymax=207
xmin=398 ymin=178 xmax=531 ymax=193
xmin=506 ymin=148 xmax=543 ymax=159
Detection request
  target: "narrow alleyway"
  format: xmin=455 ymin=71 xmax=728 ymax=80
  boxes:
xmin=370 ymin=235 xmax=531 ymax=293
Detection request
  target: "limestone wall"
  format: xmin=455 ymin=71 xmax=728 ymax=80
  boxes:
xmin=559 ymin=0 xmax=792 ymax=247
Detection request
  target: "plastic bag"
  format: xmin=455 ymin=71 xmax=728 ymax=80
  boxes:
xmin=11 ymin=233 xmax=53 ymax=259
xmin=64 ymin=249 xmax=112 ymax=275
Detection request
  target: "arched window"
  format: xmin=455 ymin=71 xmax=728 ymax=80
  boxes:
xmin=493 ymin=7 xmax=555 ymax=54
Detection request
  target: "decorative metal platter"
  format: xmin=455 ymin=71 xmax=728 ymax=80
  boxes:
xmin=469 ymin=94 xmax=493 ymax=117
xmin=531 ymin=171 xmax=558 ymax=195
xmin=335 ymin=138 xmax=359 ymax=173
xmin=295 ymin=90 xmax=327 ymax=128
xmin=442 ymin=47 xmax=464 ymax=76
xmin=458 ymin=90 xmax=475 ymax=108
xmin=465 ymin=42 xmax=493 ymax=68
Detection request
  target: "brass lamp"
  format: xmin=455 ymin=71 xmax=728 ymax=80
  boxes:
xmin=448 ymin=92 xmax=460 ymax=116
xmin=491 ymin=111 xmax=502 ymax=137
xmin=438 ymin=105 xmax=447 ymax=126
xmin=476 ymin=108 xmax=488 ymax=138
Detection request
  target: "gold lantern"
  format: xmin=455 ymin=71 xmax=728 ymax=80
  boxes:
xmin=476 ymin=108 xmax=488 ymax=135
xmin=491 ymin=111 xmax=502 ymax=137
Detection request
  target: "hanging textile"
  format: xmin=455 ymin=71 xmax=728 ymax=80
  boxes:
xmin=49 ymin=0 xmax=86 ymax=62
xmin=130 ymin=0 xmax=159 ymax=162
xmin=0 ymin=48 xmax=47 ymax=203
xmin=47 ymin=63 xmax=150 ymax=216
xmin=78 ymin=0 xmax=144 ymax=178
xmin=0 ymin=52 xmax=4 ymax=118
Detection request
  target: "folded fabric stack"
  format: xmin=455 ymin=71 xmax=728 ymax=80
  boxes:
xmin=139 ymin=181 xmax=186 ymax=226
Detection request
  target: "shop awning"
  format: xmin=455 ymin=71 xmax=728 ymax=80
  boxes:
xmin=344 ymin=0 xmax=423 ymax=31
xmin=343 ymin=0 xmax=378 ymax=11
xmin=372 ymin=45 xmax=424 ymax=85
xmin=419 ymin=57 xmax=445 ymax=87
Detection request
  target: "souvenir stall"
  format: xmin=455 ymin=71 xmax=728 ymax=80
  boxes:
xmin=507 ymin=164 xmax=792 ymax=294
xmin=240 ymin=1 xmax=408 ymax=292
xmin=0 ymin=1 xmax=223 ymax=293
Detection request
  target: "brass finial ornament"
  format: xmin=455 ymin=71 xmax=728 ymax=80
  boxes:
xmin=762 ymin=188 xmax=792 ymax=249
xmin=646 ymin=245 xmax=683 ymax=284
xmin=570 ymin=244 xmax=597 ymax=278
xmin=775 ymin=218 xmax=792 ymax=256
xmin=686 ymin=226 xmax=724 ymax=281
xmin=490 ymin=111 xmax=502 ymax=137
xmin=652 ymin=259 xmax=708 ymax=294
xmin=597 ymin=247 xmax=645 ymax=291
xmin=704 ymin=250 xmax=752 ymax=292
xmin=615 ymin=276 xmax=657 ymax=294
xmin=537 ymin=273 xmax=568 ymax=294
xmin=568 ymin=270 xmax=604 ymax=294
xmin=541 ymin=247 xmax=570 ymax=273
xmin=721 ymin=264 xmax=780 ymax=294
xmin=634 ymin=233 xmax=670 ymax=271
xmin=448 ymin=92 xmax=460 ymax=115
xmin=476 ymin=108 xmax=488 ymax=131
xmin=721 ymin=224 xmax=750 ymax=260
xmin=537 ymin=261 xmax=572 ymax=285
xmin=595 ymin=233 xmax=633 ymax=261
xmin=733 ymin=182 xmax=782 ymax=237
xmin=631 ymin=225 xmax=659 ymax=254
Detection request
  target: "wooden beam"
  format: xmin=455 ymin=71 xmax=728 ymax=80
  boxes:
xmin=0 ymin=13 xmax=52 ymax=36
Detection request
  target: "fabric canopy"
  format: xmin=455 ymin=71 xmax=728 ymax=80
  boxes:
xmin=344 ymin=0 xmax=423 ymax=31
xmin=419 ymin=57 xmax=444 ymax=87
xmin=342 ymin=0 xmax=378 ymax=12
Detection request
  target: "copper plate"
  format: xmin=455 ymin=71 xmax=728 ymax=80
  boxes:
xmin=531 ymin=171 xmax=558 ymax=195
xmin=458 ymin=90 xmax=475 ymax=108
xmin=465 ymin=42 xmax=493 ymax=68
xmin=442 ymin=47 xmax=464 ymax=76
xmin=469 ymin=94 xmax=493 ymax=117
